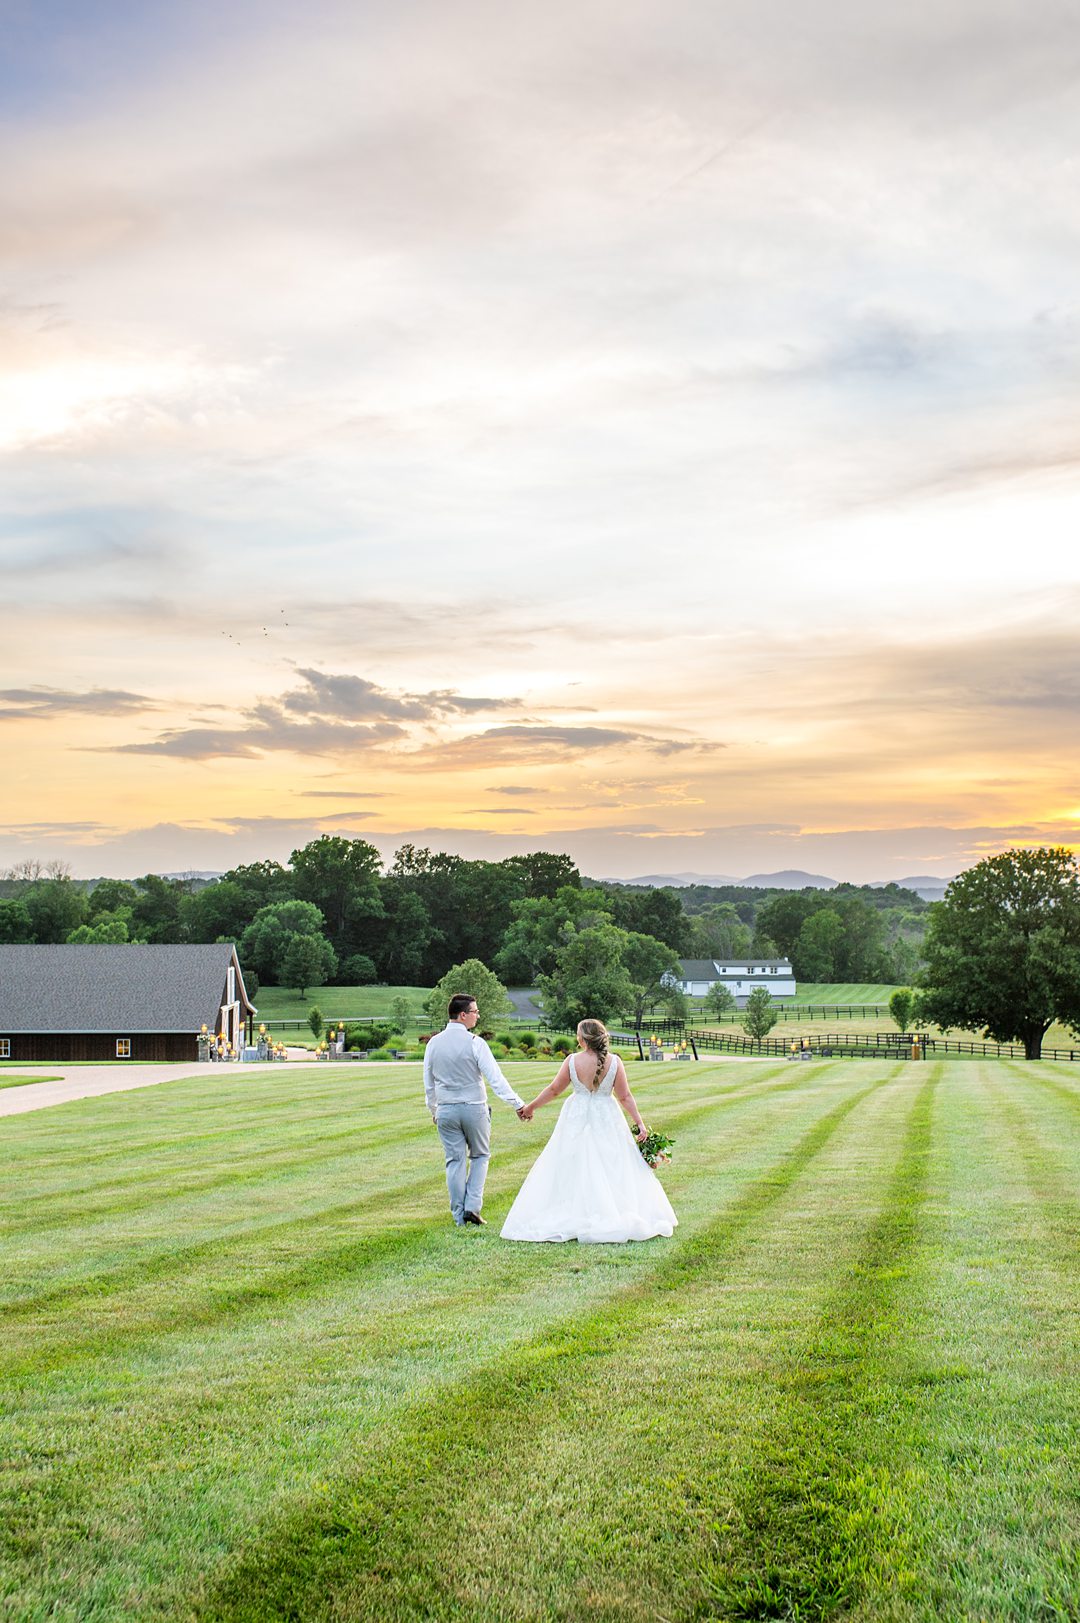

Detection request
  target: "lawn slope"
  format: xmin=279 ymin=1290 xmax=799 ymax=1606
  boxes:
xmin=1 ymin=1060 xmax=1077 ymax=1621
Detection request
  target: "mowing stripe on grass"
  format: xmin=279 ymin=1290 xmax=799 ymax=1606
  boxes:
xmin=192 ymin=1072 xmax=898 ymax=1621
xmin=895 ymin=1065 xmax=1080 ymax=1620
xmin=0 ymin=1065 xmax=802 ymax=1334
xmin=1 ymin=1071 xmax=885 ymax=1621
xmin=689 ymin=1067 xmax=938 ymax=1621
xmin=0 ymin=1066 xmax=822 ymax=1386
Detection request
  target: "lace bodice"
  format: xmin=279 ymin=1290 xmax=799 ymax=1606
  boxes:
xmin=568 ymin=1053 xmax=617 ymax=1097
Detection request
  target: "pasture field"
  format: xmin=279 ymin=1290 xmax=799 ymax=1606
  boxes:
xmin=773 ymin=982 xmax=903 ymax=1005
xmin=251 ymin=984 xmax=432 ymax=1026
xmin=2 ymin=1059 xmax=1077 ymax=1621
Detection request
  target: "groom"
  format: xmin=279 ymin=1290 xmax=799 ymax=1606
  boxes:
xmin=423 ymin=993 xmax=528 ymax=1227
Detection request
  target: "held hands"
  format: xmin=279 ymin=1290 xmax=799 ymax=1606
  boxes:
xmin=516 ymin=1104 xmax=533 ymax=1121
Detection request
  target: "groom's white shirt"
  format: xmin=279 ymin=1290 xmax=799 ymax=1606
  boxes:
xmin=423 ymin=1021 xmax=525 ymax=1113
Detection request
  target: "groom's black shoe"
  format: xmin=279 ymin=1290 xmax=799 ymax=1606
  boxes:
xmin=463 ymin=1210 xmax=487 ymax=1225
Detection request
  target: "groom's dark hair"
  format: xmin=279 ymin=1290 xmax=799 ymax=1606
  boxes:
xmin=448 ymin=993 xmax=476 ymax=1020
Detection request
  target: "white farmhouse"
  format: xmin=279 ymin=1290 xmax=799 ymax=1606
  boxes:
xmin=669 ymin=957 xmax=796 ymax=1006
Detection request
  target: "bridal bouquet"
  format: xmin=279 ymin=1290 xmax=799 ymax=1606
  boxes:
xmin=634 ymin=1127 xmax=674 ymax=1168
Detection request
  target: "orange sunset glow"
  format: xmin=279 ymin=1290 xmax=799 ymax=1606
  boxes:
xmin=3 ymin=3 xmax=1080 ymax=884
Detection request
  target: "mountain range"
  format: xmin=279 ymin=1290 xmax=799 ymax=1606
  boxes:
xmin=613 ymin=870 xmax=954 ymax=901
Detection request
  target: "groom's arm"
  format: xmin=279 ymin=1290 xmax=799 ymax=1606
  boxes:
xmin=423 ymin=1043 xmax=437 ymax=1116
xmin=473 ymin=1035 xmax=525 ymax=1110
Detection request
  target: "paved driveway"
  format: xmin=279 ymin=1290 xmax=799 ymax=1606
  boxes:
xmin=0 ymin=1050 xmax=313 ymax=1117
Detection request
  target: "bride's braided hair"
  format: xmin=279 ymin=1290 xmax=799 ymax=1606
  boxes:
xmin=577 ymin=1019 xmax=610 ymax=1091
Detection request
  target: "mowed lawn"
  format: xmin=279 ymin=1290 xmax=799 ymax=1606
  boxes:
xmin=2 ymin=1060 xmax=1078 ymax=1621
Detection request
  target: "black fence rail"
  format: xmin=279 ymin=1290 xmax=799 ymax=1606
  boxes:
xmin=686 ymin=1028 xmax=1080 ymax=1062
xmin=686 ymin=1029 xmax=895 ymax=1059
xmin=708 ymin=1004 xmax=889 ymax=1022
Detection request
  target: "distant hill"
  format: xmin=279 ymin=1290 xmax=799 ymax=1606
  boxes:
xmin=739 ymin=870 xmax=837 ymax=891
xmin=610 ymin=869 xmax=839 ymax=890
xmin=607 ymin=871 xmax=741 ymax=888
xmin=872 ymin=875 xmax=953 ymax=902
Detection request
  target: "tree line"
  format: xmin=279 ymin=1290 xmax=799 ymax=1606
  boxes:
xmin=5 ymin=843 xmax=1080 ymax=1054
xmin=0 ymin=842 xmax=926 ymax=999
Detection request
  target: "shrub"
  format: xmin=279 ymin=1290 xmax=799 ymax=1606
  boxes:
xmin=364 ymin=1047 xmax=395 ymax=1062
xmin=517 ymin=1030 xmax=537 ymax=1050
xmin=344 ymin=1022 xmax=393 ymax=1052
xmin=552 ymin=1035 xmax=574 ymax=1054
xmin=307 ymin=1006 xmax=323 ymax=1039
xmin=341 ymin=953 xmax=378 ymax=986
xmin=495 ymin=1031 xmax=515 ymax=1049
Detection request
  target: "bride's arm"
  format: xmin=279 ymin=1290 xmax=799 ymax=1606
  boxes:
xmin=522 ymin=1056 xmax=572 ymax=1118
xmin=613 ymin=1058 xmax=647 ymax=1139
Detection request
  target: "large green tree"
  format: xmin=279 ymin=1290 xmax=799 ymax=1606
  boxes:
xmin=182 ymin=880 xmax=253 ymax=945
xmin=606 ymin=887 xmax=689 ymax=952
xmin=368 ymin=885 xmax=433 ymax=984
xmin=239 ymin=900 xmax=332 ymax=984
xmin=0 ymin=898 xmax=33 ymax=943
xmin=424 ymin=959 xmax=513 ymax=1032
xmin=23 ymin=878 xmax=87 ymax=943
xmin=685 ymin=903 xmax=752 ymax=961
xmin=281 ymin=934 xmax=337 ymax=997
xmin=538 ymin=923 xmax=634 ymax=1030
xmin=495 ymin=887 xmax=612 ymax=984
xmin=86 ymin=879 xmax=139 ymax=919
xmin=67 ymin=914 xmax=130 ymax=944
xmin=289 ymin=836 xmax=383 ymax=956
xmin=620 ymin=931 xmax=683 ymax=1030
xmin=919 ymin=847 xmax=1080 ymax=1059
xmin=795 ymin=908 xmax=845 ymax=982
xmin=501 ymin=851 xmax=581 ymax=898
xmin=131 ymin=875 xmax=188 ymax=944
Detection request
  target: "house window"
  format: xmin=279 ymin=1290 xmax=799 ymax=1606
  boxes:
xmin=0 ymin=1039 xmax=9 ymax=1058
xmin=116 ymin=1039 xmax=131 ymax=1058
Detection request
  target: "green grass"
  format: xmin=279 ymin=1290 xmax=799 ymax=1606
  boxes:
xmin=0 ymin=1073 xmax=61 ymax=1090
xmin=782 ymin=981 xmax=903 ymax=1004
xmin=2 ymin=1060 xmax=1077 ymax=1620
xmin=251 ymin=985 xmax=433 ymax=1024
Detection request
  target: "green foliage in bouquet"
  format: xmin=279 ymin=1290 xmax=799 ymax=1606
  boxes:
xmin=633 ymin=1127 xmax=674 ymax=1168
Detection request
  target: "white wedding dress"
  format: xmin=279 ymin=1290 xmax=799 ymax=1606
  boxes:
xmin=501 ymin=1054 xmax=678 ymax=1243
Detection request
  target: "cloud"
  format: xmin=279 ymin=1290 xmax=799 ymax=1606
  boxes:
xmin=104 ymin=668 xmax=524 ymax=759
xmin=492 ymin=785 xmax=546 ymax=796
xmin=297 ymin=789 xmax=387 ymax=800
xmin=0 ymin=685 xmax=155 ymax=720
xmin=416 ymin=724 xmax=711 ymax=768
xmin=283 ymin=668 xmax=521 ymax=722
xmin=110 ymin=719 xmax=405 ymax=761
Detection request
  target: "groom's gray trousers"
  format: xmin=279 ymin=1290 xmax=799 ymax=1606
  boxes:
xmin=435 ymin=1102 xmax=491 ymax=1224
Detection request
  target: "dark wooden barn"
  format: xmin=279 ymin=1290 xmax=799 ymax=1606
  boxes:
xmin=0 ymin=943 xmax=257 ymax=1064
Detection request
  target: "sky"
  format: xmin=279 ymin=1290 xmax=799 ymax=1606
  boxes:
xmin=2 ymin=0 xmax=1080 ymax=883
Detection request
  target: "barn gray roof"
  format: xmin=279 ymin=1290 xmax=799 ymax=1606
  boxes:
xmin=0 ymin=944 xmax=255 ymax=1034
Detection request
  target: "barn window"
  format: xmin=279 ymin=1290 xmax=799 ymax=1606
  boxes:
xmin=116 ymin=1039 xmax=131 ymax=1058
xmin=0 ymin=1039 xmax=9 ymax=1058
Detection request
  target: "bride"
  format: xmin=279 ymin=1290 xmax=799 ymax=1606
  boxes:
xmin=501 ymin=1018 xmax=678 ymax=1244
